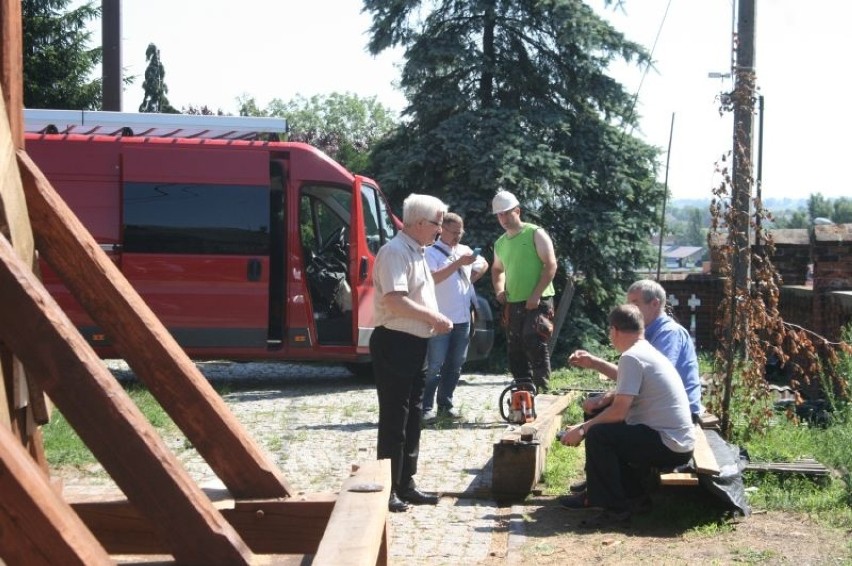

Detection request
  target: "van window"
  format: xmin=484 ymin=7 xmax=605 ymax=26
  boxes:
xmin=361 ymin=183 xmax=396 ymax=254
xmin=123 ymin=182 xmax=269 ymax=255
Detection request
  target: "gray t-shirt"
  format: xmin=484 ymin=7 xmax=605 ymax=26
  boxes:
xmin=616 ymin=339 xmax=695 ymax=453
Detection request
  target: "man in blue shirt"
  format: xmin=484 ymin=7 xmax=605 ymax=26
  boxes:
xmin=566 ymin=280 xmax=703 ymax=497
xmin=569 ymin=279 xmax=703 ymax=419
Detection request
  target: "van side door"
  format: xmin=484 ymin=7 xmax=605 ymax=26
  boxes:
xmin=351 ymin=179 xmax=397 ymax=354
xmin=120 ymin=145 xmax=271 ymax=355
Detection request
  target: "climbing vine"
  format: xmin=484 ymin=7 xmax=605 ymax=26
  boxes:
xmin=707 ymin=69 xmax=850 ymax=439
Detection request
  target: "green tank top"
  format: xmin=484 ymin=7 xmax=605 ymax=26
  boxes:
xmin=494 ymin=223 xmax=555 ymax=302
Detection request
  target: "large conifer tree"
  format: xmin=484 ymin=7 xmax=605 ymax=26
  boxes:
xmin=22 ymin=0 xmax=102 ymax=109
xmin=364 ymin=0 xmax=665 ymax=347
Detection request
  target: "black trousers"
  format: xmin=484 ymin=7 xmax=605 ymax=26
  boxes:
xmin=370 ymin=326 xmax=429 ymax=493
xmin=505 ymin=297 xmax=554 ymax=391
xmin=585 ymin=422 xmax=693 ymax=511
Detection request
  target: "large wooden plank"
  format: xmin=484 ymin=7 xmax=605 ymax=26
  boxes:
xmin=0 ymin=0 xmax=24 ymax=148
xmin=0 ymin=423 xmax=112 ymax=566
xmin=492 ymin=393 xmax=576 ymax=500
xmin=0 ymin=234 xmax=253 ymax=564
xmin=0 ymin=73 xmax=47 ymax=467
xmin=693 ymin=424 xmax=720 ymax=476
xmin=314 ymin=459 xmax=391 ymax=566
xmin=71 ymin=493 xmax=338 ymax=555
xmin=17 ymin=150 xmax=293 ymax=500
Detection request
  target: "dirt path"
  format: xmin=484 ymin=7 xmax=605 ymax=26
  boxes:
xmin=495 ymin=495 xmax=851 ymax=565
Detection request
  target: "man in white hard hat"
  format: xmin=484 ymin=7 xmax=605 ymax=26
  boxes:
xmin=490 ymin=190 xmax=557 ymax=391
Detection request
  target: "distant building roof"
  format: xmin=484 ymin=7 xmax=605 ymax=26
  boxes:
xmin=663 ymin=246 xmax=704 ymax=260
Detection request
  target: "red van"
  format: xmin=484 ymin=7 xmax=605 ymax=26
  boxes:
xmin=25 ymin=110 xmax=493 ymax=373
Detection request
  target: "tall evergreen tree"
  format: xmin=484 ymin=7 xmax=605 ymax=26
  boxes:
xmin=139 ymin=43 xmax=178 ymax=113
xmin=22 ymin=0 xmax=102 ymax=109
xmin=364 ymin=0 xmax=665 ymax=347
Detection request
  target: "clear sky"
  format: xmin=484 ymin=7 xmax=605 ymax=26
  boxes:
xmin=86 ymin=0 xmax=848 ymax=201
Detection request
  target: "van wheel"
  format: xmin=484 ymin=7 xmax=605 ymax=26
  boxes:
xmin=345 ymin=362 xmax=374 ymax=382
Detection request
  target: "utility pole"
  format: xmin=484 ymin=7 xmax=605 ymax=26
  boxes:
xmin=721 ymin=0 xmax=757 ymax=438
xmin=731 ymin=0 xmax=756 ymax=295
xmin=101 ymin=0 xmax=121 ymax=110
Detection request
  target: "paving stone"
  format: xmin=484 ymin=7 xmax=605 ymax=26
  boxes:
xmin=77 ymin=360 xmax=526 ymax=564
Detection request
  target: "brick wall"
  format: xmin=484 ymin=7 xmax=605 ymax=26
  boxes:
xmin=812 ymin=224 xmax=852 ymax=340
xmin=766 ymin=229 xmax=810 ymax=286
xmin=657 ymin=273 xmax=725 ymax=351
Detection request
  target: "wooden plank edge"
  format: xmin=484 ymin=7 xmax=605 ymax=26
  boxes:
xmin=692 ymin=424 xmax=721 ymax=476
xmin=314 ymin=459 xmax=391 ymax=566
xmin=659 ymin=472 xmax=700 ymax=486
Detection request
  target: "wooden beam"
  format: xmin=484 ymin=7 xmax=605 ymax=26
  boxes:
xmin=0 ymin=0 xmax=24 ymax=148
xmin=0 ymin=234 xmax=254 ymax=564
xmin=693 ymin=424 xmax=720 ymax=476
xmin=314 ymin=459 xmax=391 ymax=566
xmin=0 ymin=423 xmax=112 ymax=565
xmin=492 ymin=394 xmax=575 ymax=501
xmin=70 ymin=493 xmax=337 ymax=555
xmin=17 ymin=150 xmax=293 ymax=500
xmin=0 ymin=67 xmax=46 ymax=468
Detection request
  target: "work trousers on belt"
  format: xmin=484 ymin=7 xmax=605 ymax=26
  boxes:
xmin=370 ymin=326 xmax=429 ymax=493
xmin=505 ymin=297 xmax=554 ymax=391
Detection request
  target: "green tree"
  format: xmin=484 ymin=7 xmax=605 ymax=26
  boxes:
xmin=22 ymin=0 xmax=102 ymax=109
xmin=684 ymin=207 xmax=706 ymax=247
xmin=808 ymin=193 xmax=833 ymax=223
xmin=139 ymin=43 xmax=178 ymax=113
xmin=238 ymin=92 xmax=397 ymax=174
xmin=364 ymin=0 xmax=662 ymax=347
xmin=772 ymin=210 xmax=809 ymax=229
xmin=832 ymin=197 xmax=852 ymax=224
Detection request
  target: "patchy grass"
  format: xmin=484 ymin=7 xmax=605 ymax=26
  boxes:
xmin=43 ymin=382 xmax=177 ymax=469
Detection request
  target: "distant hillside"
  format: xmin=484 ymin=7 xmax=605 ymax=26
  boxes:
xmin=671 ymin=197 xmax=806 ymax=210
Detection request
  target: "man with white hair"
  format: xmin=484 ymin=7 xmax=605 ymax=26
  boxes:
xmin=490 ymin=190 xmax=557 ymax=392
xmin=371 ymin=193 xmax=453 ymax=513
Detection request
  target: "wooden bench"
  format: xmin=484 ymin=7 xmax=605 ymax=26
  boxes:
xmin=659 ymin=423 xmax=721 ymax=486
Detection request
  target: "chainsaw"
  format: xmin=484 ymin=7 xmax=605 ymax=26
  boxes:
xmin=498 ymin=380 xmax=537 ymax=424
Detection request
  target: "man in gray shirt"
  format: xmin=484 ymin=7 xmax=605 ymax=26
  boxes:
xmin=559 ymin=304 xmax=695 ymax=526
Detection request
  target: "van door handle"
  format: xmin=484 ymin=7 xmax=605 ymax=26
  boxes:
xmin=247 ymin=258 xmax=262 ymax=281
xmin=360 ymin=257 xmax=368 ymax=281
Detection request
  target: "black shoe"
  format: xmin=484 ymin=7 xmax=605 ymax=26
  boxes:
xmin=398 ymin=488 xmax=439 ymax=505
xmin=578 ymin=509 xmax=631 ymax=529
xmin=388 ymin=492 xmax=410 ymax=513
xmin=569 ymin=479 xmax=587 ymax=493
xmin=559 ymin=491 xmax=601 ymax=510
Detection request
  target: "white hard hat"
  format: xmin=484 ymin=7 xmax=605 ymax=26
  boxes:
xmin=492 ymin=190 xmax=520 ymax=214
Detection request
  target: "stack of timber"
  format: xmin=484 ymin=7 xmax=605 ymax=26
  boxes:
xmin=491 ymin=393 xmax=576 ymax=501
xmin=744 ymin=458 xmax=831 ymax=480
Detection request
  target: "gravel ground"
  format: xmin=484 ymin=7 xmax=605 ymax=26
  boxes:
xmin=63 ymin=360 xmax=529 ymax=565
